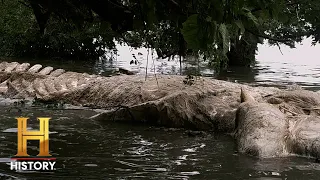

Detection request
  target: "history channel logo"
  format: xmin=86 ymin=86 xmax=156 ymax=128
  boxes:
xmin=10 ymin=117 xmax=56 ymax=171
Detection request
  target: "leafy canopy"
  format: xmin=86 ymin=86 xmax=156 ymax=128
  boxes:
xmin=1 ymin=0 xmax=320 ymax=67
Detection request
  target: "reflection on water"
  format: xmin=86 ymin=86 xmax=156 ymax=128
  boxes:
xmin=4 ymin=39 xmax=320 ymax=91
xmin=0 ymin=106 xmax=320 ymax=179
xmin=254 ymin=39 xmax=320 ymax=91
xmin=92 ymin=44 xmax=215 ymax=78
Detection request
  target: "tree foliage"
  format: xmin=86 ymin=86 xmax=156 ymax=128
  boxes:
xmin=1 ymin=0 xmax=320 ymax=67
xmin=0 ymin=0 xmax=116 ymax=60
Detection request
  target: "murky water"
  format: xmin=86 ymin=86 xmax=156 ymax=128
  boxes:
xmin=1 ymin=105 xmax=320 ymax=180
xmin=1 ymin=39 xmax=320 ymax=179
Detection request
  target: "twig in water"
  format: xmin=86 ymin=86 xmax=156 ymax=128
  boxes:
xmin=145 ymin=48 xmax=150 ymax=81
xmin=151 ymin=50 xmax=159 ymax=88
xmin=197 ymin=53 xmax=200 ymax=80
xmin=179 ymin=56 xmax=182 ymax=75
xmin=276 ymin=42 xmax=283 ymax=55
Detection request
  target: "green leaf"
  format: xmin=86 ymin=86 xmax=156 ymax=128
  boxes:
xmin=242 ymin=7 xmax=259 ymax=25
xmin=206 ymin=16 xmax=212 ymax=22
xmin=219 ymin=23 xmax=229 ymax=54
xmin=235 ymin=20 xmax=245 ymax=34
xmin=181 ymin=14 xmax=200 ymax=50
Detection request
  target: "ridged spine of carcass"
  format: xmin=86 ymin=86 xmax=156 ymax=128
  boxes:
xmin=0 ymin=61 xmax=98 ymax=100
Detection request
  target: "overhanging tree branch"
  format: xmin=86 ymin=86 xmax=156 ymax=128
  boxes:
xmin=251 ymin=1 xmax=304 ymax=13
xmin=246 ymin=29 xmax=292 ymax=42
xmin=18 ymin=0 xmax=31 ymax=8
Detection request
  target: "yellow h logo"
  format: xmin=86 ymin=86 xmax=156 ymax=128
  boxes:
xmin=15 ymin=117 xmax=51 ymax=157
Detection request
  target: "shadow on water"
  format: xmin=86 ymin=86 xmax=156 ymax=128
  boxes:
xmin=215 ymin=66 xmax=258 ymax=83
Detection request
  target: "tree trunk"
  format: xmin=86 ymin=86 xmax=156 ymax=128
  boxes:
xmin=227 ymin=32 xmax=260 ymax=67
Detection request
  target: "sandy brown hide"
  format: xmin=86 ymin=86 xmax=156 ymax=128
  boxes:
xmin=236 ymin=88 xmax=320 ymax=158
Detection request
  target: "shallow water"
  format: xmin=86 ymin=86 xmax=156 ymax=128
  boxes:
xmin=1 ymin=40 xmax=320 ymax=179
